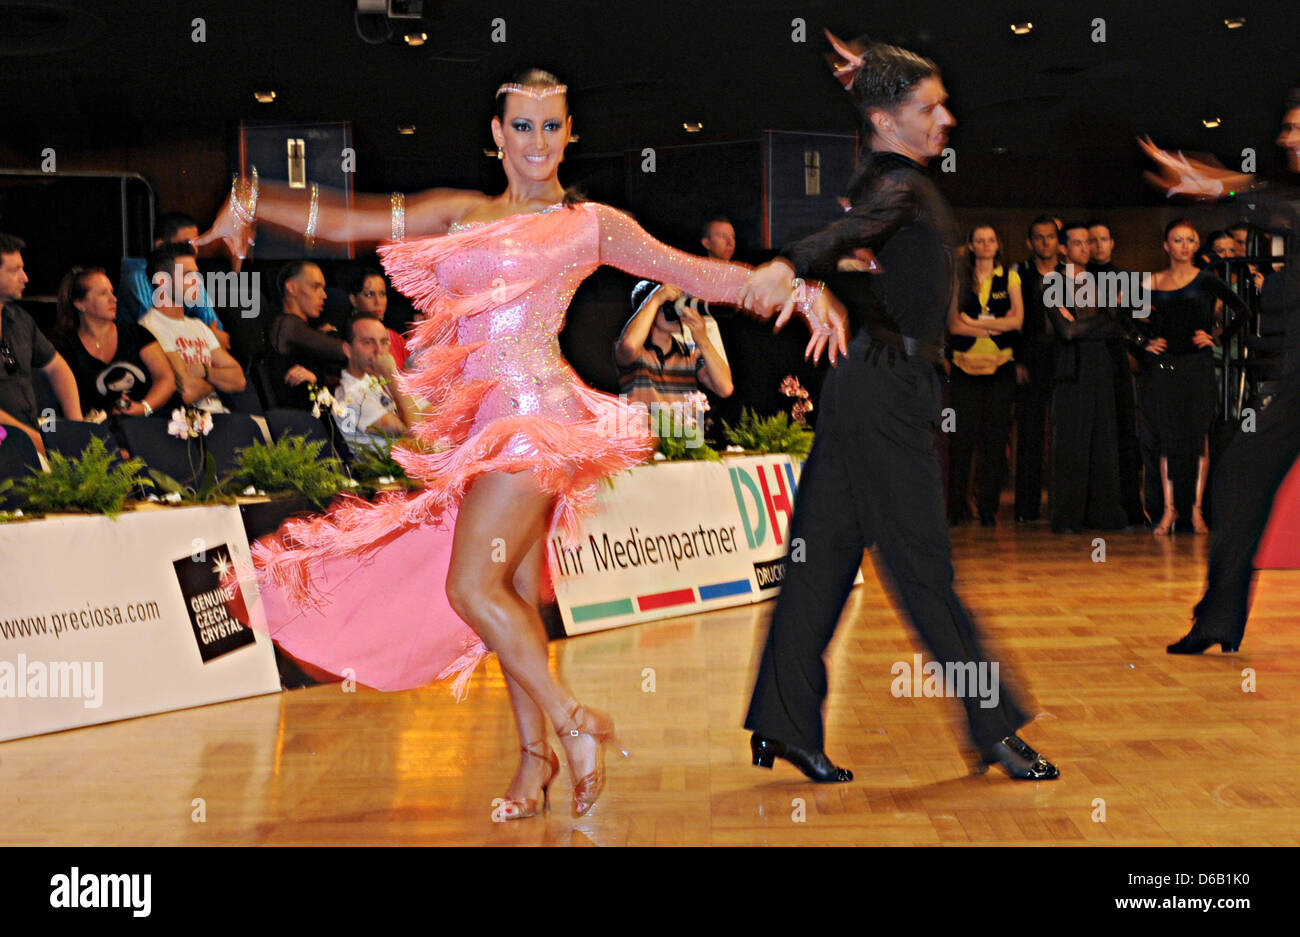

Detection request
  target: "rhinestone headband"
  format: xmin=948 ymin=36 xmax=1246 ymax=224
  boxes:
xmin=495 ymin=82 xmax=567 ymax=99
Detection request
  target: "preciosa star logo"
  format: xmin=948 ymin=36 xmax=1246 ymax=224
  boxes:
xmin=211 ymin=552 xmax=233 ymax=580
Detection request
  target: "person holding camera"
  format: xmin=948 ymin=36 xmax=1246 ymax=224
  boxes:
xmin=615 ymin=280 xmax=733 ymax=421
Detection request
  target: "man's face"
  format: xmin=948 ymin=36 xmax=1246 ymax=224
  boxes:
xmin=875 ymin=75 xmax=954 ymax=164
xmin=1088 ymin=225 xmax=1113 ymax=264
xmin=1277 ymin=107 xmax=1300 ymax=174
xmin=1211 ymin=236 xmax=1236 ymax=258
xmin=153 ymin=255 xmax=200 ymax=306
xmin=1028 ymin=223 xmax=1059 ymax=262
xmin=350 ymin=275 xmax=388 ymax=317
xmin=0 ymin=251 xmax=28 ymax=303
xmin=289 ymin=264 xmax=327 ymax=318
xmin=345 ymin=318 xmax=390 ymax=373
xmin=701 ymin=222 xmax=735 ymax=261
xmin=1063 ymin=228 xmax=1092 ymax=267
xmin=1230 ymin=228 xmax=1249 ymax=258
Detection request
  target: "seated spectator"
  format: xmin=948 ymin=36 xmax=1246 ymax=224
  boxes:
xmin=0 ymin=233 xmax=83 ymax=456
xmin=347 ymin=267 xmax=408 ymax=368
xmin=332 ymin=315 xmax=421 ymax=452
xmin=615 ymin=281 xmax=732 ymax=441
xmin=140 ymin=244 xmax=245 ymax=413
xmin=118 ymin=211 xmax=231 ymax=350
xmin=267 ymin=261 xmax=346 ymax=408
xmin=54 ymin=267 xmax=175 ymax=427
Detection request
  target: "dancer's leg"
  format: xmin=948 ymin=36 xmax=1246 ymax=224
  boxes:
xmin=501 ymin=537 xmax=552 ymax=802
xmin=1192 ymin=437 xmax=1210 ymax=533
xmin=446 ymin=470 xmax=599 ymax=787
xmin=1154 ymin=457 xmax=1177 ymax=535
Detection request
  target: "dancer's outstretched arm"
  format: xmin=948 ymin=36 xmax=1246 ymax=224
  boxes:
xmin=595 ymin=203 xmax=848 ymax=364
xmin=195 ymin=177 xmax=489 ymax=258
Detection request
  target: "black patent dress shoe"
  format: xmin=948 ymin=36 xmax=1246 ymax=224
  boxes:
xmin=977 ymin=735 xmax=1060 ymax=780
xmin=1166 ymin=628 xmax=1240 ymax=654
xmin=750 ymin=733 xmax=853 ymax=783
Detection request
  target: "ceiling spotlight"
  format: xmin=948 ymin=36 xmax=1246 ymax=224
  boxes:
xmin=1202 ymin=117 xmax=1222 ymax=128
xmin=1010 ymin=22 xmax=1033 ymax=35
xmin=992 ymin=145 xmax=1009 ymax=155
xmin=1223 ymin=17 xmax=1246 ymax=29
xmin=397 ymin=124 xmax=416 ymax=135
xmin=253 ymin=90 xmax=276 ymax=103
xmin=683 ymin=121 xmax=703 ymax=133
xmin=404 ymin=32 xmax=427 ymax=45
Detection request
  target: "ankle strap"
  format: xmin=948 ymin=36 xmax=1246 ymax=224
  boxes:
xmin=521 ymin=740 xmax=551 ymax=761
xmin=554 ymin=701 xmax=585 ymax=739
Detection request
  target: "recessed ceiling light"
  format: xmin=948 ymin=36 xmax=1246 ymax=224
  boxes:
xmin=1010 ymin=22 xmax=1033 ymax=35
xmin=397 ymin=124 xmax=416 ymax=135
xmin=404 ymin=32 xmax=427 ymax=46
xmin=683 ymin=121 xmax=703 ymax=133
xmin=1224 ymin=17 xmax=1246 ymax=29
xmin=992 ymin=145 xmax=1009 ymax=155
xmin=253 ymin=91 xmax=276 ymax=103
xmin=1202 ymin=117 xmax=1222 ymax=129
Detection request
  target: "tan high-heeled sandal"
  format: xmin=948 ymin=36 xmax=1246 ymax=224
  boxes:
xmin=555 ymin=701 xmax=628 ymax=818
xmin=1191 ymin=505 xmax=1209 ymax=534
xmin=1153 ymin=507 xmax=1177 ymax=536
xmin=494 ymin=740 xmax=560 ymax=822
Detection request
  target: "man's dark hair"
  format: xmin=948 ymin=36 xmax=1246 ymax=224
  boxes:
xmin=1225 ymin=221 xmax=1251 ymax=236
xmin=344 ymin=312 xmax=387 ymax=344
xmin=1207 ymin=229 xmax=1231 ymax=244
xmin=145 ymin=242 xmax=196 ymax=285
xmin=1084 ymin=219 xmax=1112 ymax=238
xmin=700 ymin=216 xmax=732 ymax=241
xmin=1285 ymin=87 xmax=1300 ymax=112
xmin=0 ymin=232 xmax=27 ymax=256
xmin=846 ymin=36 xmax=940 ymax=119
xmin=1026 ymin=215 xmax=1058 ymax=240
xmin=276 ymin=260 xmax=314 ymax=298
xmin=156 ymin=212 xmax=199 ymax=243
xmin=347 ymin=266 xmax=386 ymax=296
xmin=1060 ymin=221 xmax=1090 ymax=240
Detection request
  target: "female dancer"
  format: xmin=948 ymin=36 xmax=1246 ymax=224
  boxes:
xmin=946 ymin=224 xmax=1023 ymax=525
xmin=199 ymin=69 xmax=845 ymax=820
xmin=1142 ymin=219 xmax=1247 ymax=535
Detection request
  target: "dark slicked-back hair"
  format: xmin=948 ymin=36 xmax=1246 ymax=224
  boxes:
xmin=276 ymin=260 xmax=315 ymax=298
xmin=156 ymin=212 xmax=199 ymax=243
xmin=0 ymin=232 xmax=26 ymax=256
xmin=146 ymin=242 xmax=196 ymax=284
xmin=1285 ymin=87 xmax=1300 ymax=111
xmin=1027 ymin=215 xmax=1058 ymax=240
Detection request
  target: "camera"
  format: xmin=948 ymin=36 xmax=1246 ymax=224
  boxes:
xmin=663 ymin=294 xmax=704 ymax=323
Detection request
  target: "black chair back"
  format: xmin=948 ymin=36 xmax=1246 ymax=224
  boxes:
xmin=0 ymin=429 xmax=42 ymax=508
xmin=204 ymin=413 xmax=265 ymax=475
xmin=117 ymin=417 xmax=200 ymax=487
xmin=40 ymin=419 xmax=119 ymax=460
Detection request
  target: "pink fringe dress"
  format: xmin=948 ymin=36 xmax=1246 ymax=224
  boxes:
xmin=252 ymin=201 xmax=751 ymax=693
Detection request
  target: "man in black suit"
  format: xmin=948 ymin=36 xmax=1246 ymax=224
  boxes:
xmin=1142 ymin=91 xmax=1300 ymax=653
xmin=738 ymin=34 xmax=1058 ymax=782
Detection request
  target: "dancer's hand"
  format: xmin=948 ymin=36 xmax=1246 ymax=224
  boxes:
xmin=739 ymin=259 xmax=798 ymax=319
xmin=800 ymin=288 xmax=849 ymax=366
xmin=1145 ymin=337 xmax=1167 ymax=355
xmin=1192 ymin=329 xmax=1216 ymax=349
xmin=194 ymin=194 xmax=255 ymax=263
xmin=1138 ymin=136 xmax=1254 ymax=200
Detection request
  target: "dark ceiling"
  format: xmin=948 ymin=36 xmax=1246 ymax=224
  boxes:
xmin=5 ymin=0 xmax=1300 ymax=195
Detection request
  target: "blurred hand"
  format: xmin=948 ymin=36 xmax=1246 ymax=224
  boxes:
xmin=1138 ymin=136 xmax=1253 ymax=200
xmin=655 ymin=284 xmax=683 ymax=305
xmin=22 ymin=424 xmax=47 ymax=457
xmin=1192 ymin=329 xmax=1216 ymax=349
xmin=738 ymin=259 xmax=797 ymax=320
xmin=373 ymin=353 xmax=399 ymax=378
xmin=1145 ymin=337 xmax=1168 ymax=355
xmin=193 ymin=192 xmax=255 ymax=261
xmin=677 ymin=300 xmax=706 ymax=336
xmin=1015 ymin=363 xmax=1030 ymax=386
xmin=284 ymin=365 xmax=316 ymax=386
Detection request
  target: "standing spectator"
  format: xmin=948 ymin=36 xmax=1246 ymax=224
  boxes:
xmin=140 ymin=245 xmax=245 ymax=413
xmin=947 ymin=224 xmax=1023 ymax=525
xmin=0 ymin=233 xmax=83 ymax=456
xmin=54 ymin=267 xmax=175 ymax=427
xmin=1012 ymin=215 xmax=1064 ymax=522
xmin=346 ymin=267 xmax=408 ymax=368
xmin=1142 ymin=219 xmax=1249 ymax=534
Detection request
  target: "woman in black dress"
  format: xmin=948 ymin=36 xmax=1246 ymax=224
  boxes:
xmin=947 ymin=224 xmax=1024 ymax=525
xmin=1142 ymin=220 xmax=1248 ymax=534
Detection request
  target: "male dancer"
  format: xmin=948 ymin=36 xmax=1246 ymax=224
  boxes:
xmin=1140 ymin=90 xmax=1300 ymax=653
xmin=738 ymin=33 xmax=1058 ymax=781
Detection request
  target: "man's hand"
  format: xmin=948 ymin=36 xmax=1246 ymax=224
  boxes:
xmin=676 ymin=299 xmax=707 ymax=337
xmin=656 ymin=284 xmax=683 ymax=305
xmin=737 ymin=259 xmax=797 ymax=320
xmin=213 ymin=328 xmax=233 ymax=351
xmin=284 ymin=365 xmax=317 ymax=386
xmin=373 ymin=353 xmax=399 ymax=380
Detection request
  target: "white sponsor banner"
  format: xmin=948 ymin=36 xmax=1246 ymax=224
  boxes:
xmin=555 ymin=454 xmax=813 ymax=635
xmin=0 ymin=505 xmax=280 ymax=742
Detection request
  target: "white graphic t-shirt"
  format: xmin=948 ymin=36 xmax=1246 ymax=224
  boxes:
xmin=140 ymin=310 xmax=227 ymax=413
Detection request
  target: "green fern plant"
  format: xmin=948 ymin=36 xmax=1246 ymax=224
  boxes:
xmin=14 ymin=437 xmax=147 ymax=518
xmin=656 ymin=432 xmax=722 ymax=461
xmin=722 ymin=408 xmax=814 ymax=458
xmin=225 ymin=434 xmax=351 ymax=509
xmin=147 ymin=451 xmax=237 ymax=505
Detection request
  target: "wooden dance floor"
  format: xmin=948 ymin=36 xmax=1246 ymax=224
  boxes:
xmin=3 ymin=524 xmax=1298 ymax=846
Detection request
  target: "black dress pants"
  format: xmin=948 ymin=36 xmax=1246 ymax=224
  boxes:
xmin=1111 ymin=341 xmax=1146 ymax=525
xmin=948 ymin=363 xmax=1016 ymax=520
xmin=1014 ymin=350 xmax=1052 ymax=520
xmin=1193 ymin=379 xmax=1300 ymax=642
xmin=744 ymin=338 xmax=1030 ymax=753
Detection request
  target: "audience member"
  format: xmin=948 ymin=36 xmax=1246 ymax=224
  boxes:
xmin=0 ymin=233 xmax=83 ymax=456
xmin=140 ymin=244 xmax=244 ymax=413
xmin=332 ymin=315 xmax=420 ymax=452
xmin=267 ymin=261 xmax=346 ymax=408
xmin=346 ymin=267 xmax=408 ymax=368
xmin=946 ymin=224 xmax=1023 ymax=526
xmin=119 ymin=211 xmax=231 ymax=349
